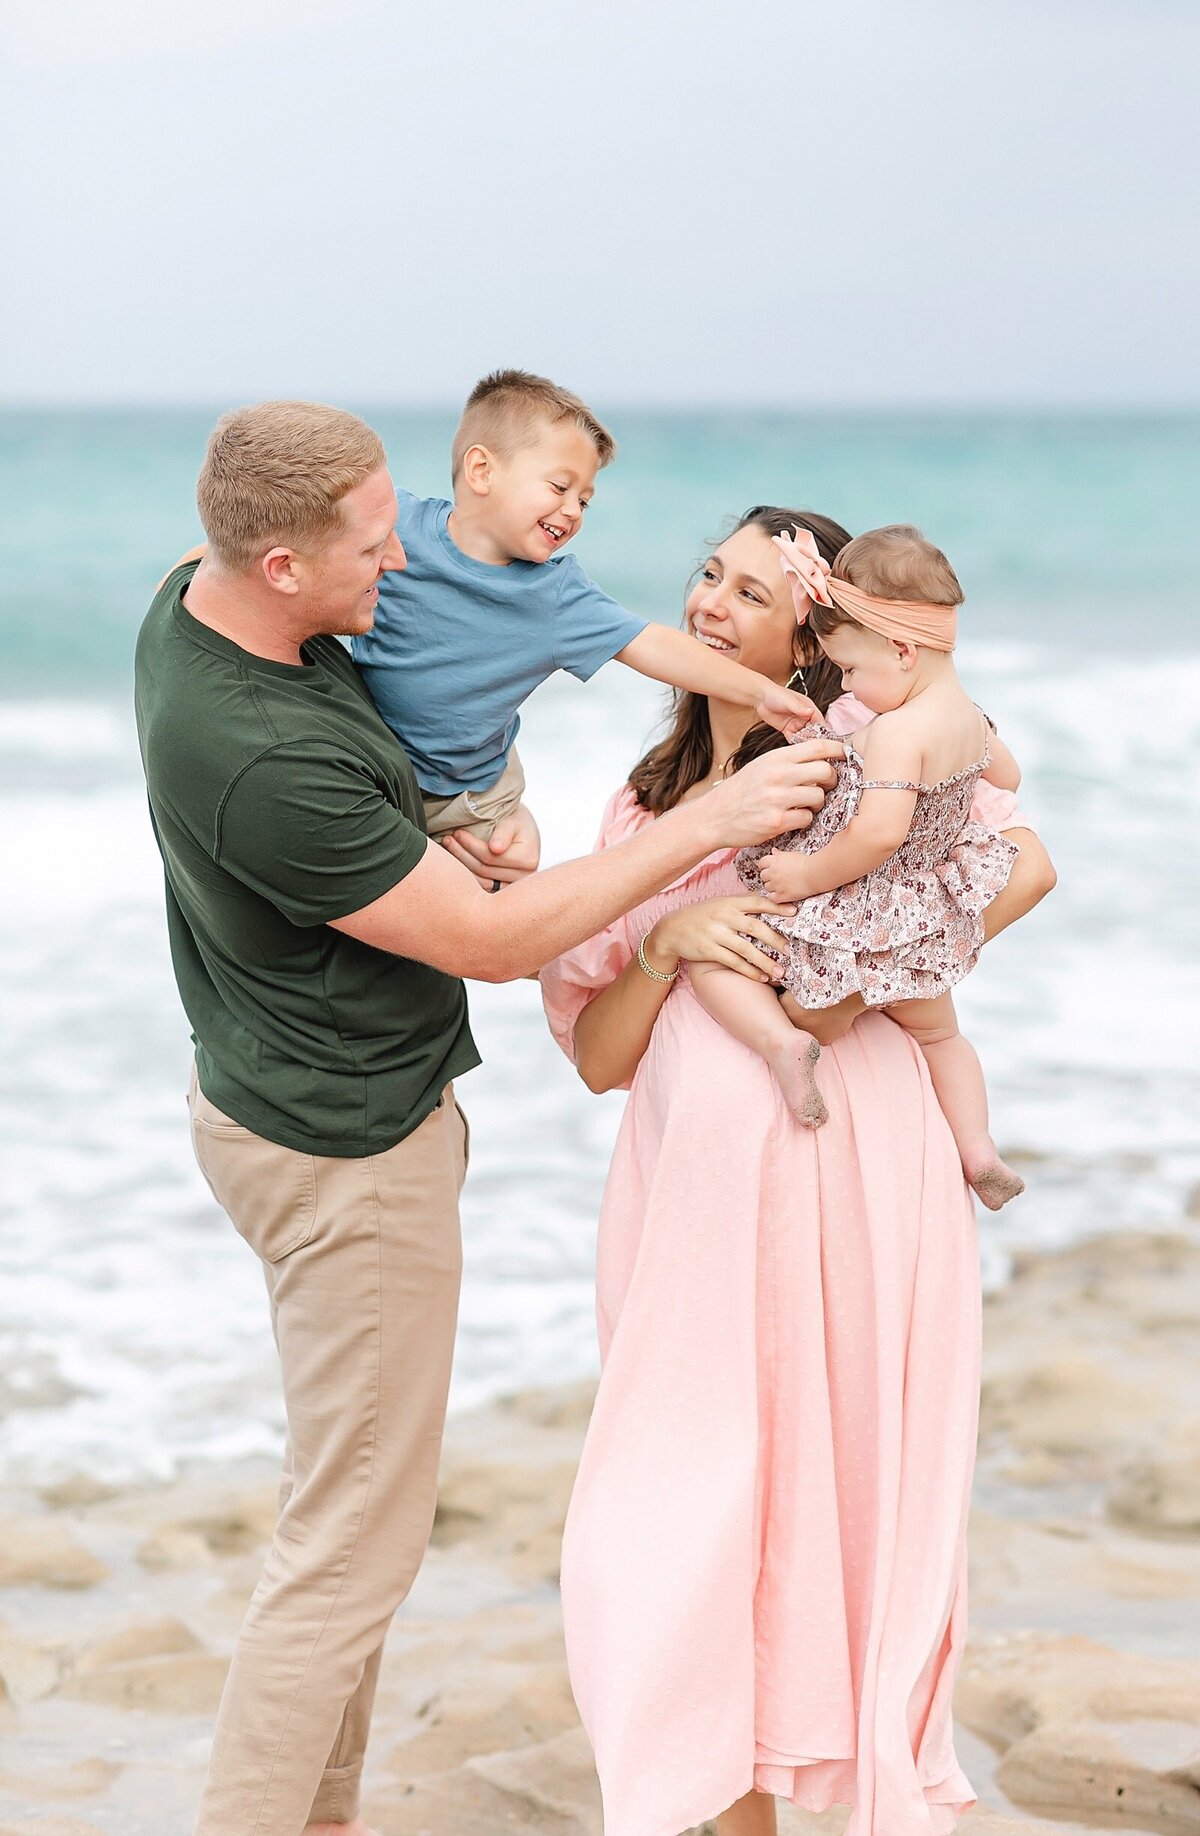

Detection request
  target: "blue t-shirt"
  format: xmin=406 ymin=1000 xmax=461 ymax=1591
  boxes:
xmin=352 ymin=491 xmax=647 ymax=797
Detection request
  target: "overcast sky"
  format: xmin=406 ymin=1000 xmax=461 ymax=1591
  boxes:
xmin=1 ymin=0 xmax=1195 ymax=407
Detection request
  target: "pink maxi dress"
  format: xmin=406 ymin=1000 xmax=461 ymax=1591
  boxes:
xmin=539 ymin=697 xmax=1027 ymax=1836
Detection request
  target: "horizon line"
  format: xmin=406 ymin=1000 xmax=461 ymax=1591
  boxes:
xmin=1 ymin=397 xmax=1197 ymax=418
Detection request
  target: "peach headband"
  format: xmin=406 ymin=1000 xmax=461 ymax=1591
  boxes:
xmin=773 ymin=529 xmax=958 ymax=653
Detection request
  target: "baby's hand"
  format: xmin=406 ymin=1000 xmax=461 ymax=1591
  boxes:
xmin=758 ymin=849 xmax=812 ymax=900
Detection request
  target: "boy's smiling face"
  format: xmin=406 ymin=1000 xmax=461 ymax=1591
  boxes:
xmin=465 ymin=421 xmax=601 ymax=564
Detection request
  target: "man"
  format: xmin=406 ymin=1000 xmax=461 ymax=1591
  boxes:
xmin=135 ymin=400 xmax=841 ymax=1836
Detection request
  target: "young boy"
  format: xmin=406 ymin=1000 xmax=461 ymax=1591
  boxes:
xmin=351 ymin=369 xmax=814 ymax=847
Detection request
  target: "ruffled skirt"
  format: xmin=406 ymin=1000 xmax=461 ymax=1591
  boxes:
xmin=756 ymin=821 xmax=1018 ymax=1008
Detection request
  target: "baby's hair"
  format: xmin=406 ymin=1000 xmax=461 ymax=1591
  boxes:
xmin=451 ymin=368 xmax=616 ymax=483
xmin=808 ymin=523 xmax=963 ymax=642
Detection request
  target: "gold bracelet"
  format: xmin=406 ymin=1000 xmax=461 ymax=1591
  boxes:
xmin=637 ymin=932 xmax=679 ymax=983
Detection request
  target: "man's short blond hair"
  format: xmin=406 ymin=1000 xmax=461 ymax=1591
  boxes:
xmin=196 ymin=401 xmax=387 ymax=572
xmin=450 ymin=369 xmax=616 ymax=483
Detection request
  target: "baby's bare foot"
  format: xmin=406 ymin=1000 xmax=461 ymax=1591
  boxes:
xmin=768 ymin=1034 xmax=827 ymax=1128
xmin=966 ymin=1155 xmax=1025 ymax=1211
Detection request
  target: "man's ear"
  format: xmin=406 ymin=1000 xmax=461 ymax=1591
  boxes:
xmin=459 ymin=444 xmax=494 ymax=498
xmin=261 ymin=547 xmax=302 ymax=595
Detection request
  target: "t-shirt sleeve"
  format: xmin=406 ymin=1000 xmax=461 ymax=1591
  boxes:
xmin=216 ymin=743 xmax=428 ymax=926
xmin=552 ymin=558 xmax=648 ymax=681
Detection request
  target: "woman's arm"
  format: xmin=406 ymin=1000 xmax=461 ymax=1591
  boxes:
xmin=573 ymin=894 xmax=796 ymax=1094
xmin=984 ymin=828 xmax=1056 ymax=938
xmin=982 ymin=730 xmax=1022 ymax=793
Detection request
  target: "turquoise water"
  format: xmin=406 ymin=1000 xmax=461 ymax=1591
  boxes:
xmin=2 ymin=409 xmax=1197 ymax=692
xmin=1 ymin=409 xmax=1198 ymax=1482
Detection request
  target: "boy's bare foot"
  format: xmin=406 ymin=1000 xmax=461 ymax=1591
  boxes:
xmin=305 ymin=1820 xmax=380 ymax=1836
xmin=768 ymin=1034 xmax=827 ymax=1128
xmin=965 ymin=1153 xmax=1025 ymax=1211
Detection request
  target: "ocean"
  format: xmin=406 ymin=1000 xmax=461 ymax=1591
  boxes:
xmin=2 ymin=407 xmax=1198 ymax=1485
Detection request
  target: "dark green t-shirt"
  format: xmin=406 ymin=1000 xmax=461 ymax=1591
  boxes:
xmin=134 ymin=562 xmax=479 ymax=1156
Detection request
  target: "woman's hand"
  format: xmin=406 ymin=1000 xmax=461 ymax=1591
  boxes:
xmin=650 ymin=895 xmax=796 ymax=981
xmin=439 ymin=803 xmax=542 ymax=886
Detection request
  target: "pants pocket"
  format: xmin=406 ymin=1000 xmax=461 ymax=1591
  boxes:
xmin=453 ymin=1100 xmax=471 ymax=1176
xmin=190 ymin=1086 xmax=318 ymax=1264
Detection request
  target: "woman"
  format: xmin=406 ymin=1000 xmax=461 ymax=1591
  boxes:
xmin=540 ymin=506 xmax=1055 ymax=1836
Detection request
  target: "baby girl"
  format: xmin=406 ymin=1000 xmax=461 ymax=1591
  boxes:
xmin=690 ymin=523 xmax=1026 ymax=1211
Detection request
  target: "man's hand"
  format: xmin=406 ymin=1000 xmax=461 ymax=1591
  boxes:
xmin=706 ymin=739 xmax=842 ymax=849
xmin=757 ymin=849 xmax=814 ymax=900
xmin=755 ymin=679 xmax=820 ymax=738
xmin=438 ymin=802 xmax=541 ymax=886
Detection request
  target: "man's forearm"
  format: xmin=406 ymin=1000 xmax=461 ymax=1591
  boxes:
xmin=331 ymin=743 xmax=842 ymax=980
xmin=465 ymin=797 xmax=726 ymax=979
xmin=333 ymin=793 xmax=725 ymax=982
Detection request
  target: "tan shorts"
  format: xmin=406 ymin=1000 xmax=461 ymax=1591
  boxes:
xmin=421 ymin=746 xmax=526 ymax=841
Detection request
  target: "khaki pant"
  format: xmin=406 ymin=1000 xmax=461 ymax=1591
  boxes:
xmin=188 ymin=1069 xmax=468 ymax=1835
xmin=421 ymin=746 xmax=526 ymax=842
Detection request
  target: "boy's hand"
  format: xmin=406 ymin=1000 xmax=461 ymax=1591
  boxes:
xmin=757 ymin=849 xmax=815 ymax=900
xmin=616 ymin=627 xmax=818 ymax=734
xmin=755 ymin=680 xmax=819 ymax=738
xmin=440 ymin=803 xmax=542 ymax=886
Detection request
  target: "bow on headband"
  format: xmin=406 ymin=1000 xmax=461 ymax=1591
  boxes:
xmin=773 ymin=528 xmax=832 ymax=625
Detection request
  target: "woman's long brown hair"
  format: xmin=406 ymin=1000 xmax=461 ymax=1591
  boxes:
xmin=629 ymin=505 xmax=853 ymax=814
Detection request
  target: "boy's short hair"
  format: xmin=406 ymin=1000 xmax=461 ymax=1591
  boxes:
xmin=451 ymin=369 xmax=616 ymax=483
xmin=809 ymin=525 xmax=963 ymax=641
xmin=197 ymin=401 xmax=387 ymax=573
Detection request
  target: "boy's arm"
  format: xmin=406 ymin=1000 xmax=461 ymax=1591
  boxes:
xmin=758 ymin=715 xmax=923 ymax=900
xmin=981 ymin=729 xmax=1022 ymax=792
xmin=156 ymin=543 xmax=206 ymax=589
xmin=615 ymin=623 xmax=816 ymax=737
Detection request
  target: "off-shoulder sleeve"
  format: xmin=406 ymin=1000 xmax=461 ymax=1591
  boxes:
xmin=824 ymin=693 xmax=1035 ymax=833
xmin=970 ymin=779 xmax=1033 ymax=833
xmin=539 ymin=784 xmax=647 ymax=1069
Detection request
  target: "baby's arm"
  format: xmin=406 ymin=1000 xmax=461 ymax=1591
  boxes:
xmin=616 ymin=623 xmax=816 ymax=737
xmin=758 ymin=712 xmax=921 ymax=900
xmin=981 ymin=728 xmax=1022 ymax=792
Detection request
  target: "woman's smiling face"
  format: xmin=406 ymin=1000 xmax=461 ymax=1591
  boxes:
xmin=684 ymin=524 xmax=801 ymax=688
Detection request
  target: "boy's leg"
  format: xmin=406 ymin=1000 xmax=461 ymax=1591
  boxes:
xmin=884 ymin=994 xmax=1024 ymax=1210
xmin=691 ymin=962 xmax=826 ymax=1127
xmin=189 ymin=1082 xmax=468 ymax=1836
xmin=421 ymin=748 xmax=526 ymax=842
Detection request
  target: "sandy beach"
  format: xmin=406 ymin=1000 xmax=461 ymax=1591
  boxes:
xmin=2 ymin=1224 xmax=1198 ymax=1836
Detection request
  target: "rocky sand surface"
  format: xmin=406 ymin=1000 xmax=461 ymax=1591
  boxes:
xmin=1 ymin=1229 xmax=1198 ymax=1836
